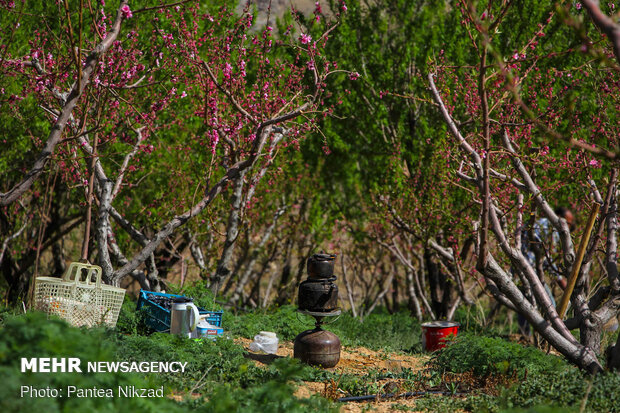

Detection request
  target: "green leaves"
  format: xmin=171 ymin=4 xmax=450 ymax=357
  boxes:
xmin=431 ymin=332 xmax=567 ymax=378
xmin=0 ymin=312 xmax=183 ymax=412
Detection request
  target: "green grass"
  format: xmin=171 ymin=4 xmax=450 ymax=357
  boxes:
xmin=1 ymin=297 xmax=618 ymax=413
xmin=224 ymin=305 xmax=422 ymax=353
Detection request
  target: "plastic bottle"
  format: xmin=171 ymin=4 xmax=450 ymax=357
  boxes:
xmin=249 ymin=331 xmax=278 ymax=354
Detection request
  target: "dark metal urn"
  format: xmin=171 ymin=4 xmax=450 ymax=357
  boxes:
xmin=294 ymin=252 xmax=341 ymax=368
xmin=298 ymin=277 xmax=339 ymax=312
xmin=293 ymin=328 xmax=341 ymax=368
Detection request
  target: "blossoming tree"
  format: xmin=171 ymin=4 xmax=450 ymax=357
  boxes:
xmin=428 ymin=1 xmax=620 ymax=372
xmin=0 ymin=0 xmax=347 ymax=299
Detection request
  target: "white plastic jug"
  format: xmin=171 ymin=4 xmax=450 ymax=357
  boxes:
xmin=249 ymin=331 xmax=278 ymax=354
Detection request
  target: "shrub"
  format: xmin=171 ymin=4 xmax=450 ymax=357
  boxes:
xmin=223 ymin=305 xmax=308 ymax=341
xmin=224 ymin=306 xmax=421 ymax=352
xmin=198 ymin=358 xmax=338 ymax=413
xmin=0 ymin=312 xmax=183 ymax=412
xmin=107 ymin=331 xmax=283 ymax=392
xmin=168 ymin=281 xmax=223 ymax=312
xmin=427 ymin=332 xmax=620 ymax=413
xmin=431 ymin=332 xmax=567 ymax=378
xmin=500 ymin=408 xmax=578 ymax=413
xmin=0 ymin=311 xmax=337 ymax=412
xmin=115 ymin=295 xmax=150 ymax=336
xmin=502 ymin=369 xmax=620 ymax=413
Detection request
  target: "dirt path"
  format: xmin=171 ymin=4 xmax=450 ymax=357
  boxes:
xmin=236 ymin=337 xmax=438 ymax=412
xmin=236 ymin=337 xmax=428 ymax=371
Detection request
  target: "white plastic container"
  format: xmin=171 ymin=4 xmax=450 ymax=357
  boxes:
xmin=249 ymin=331 xmax=278 ymax=354
xmin=195 ymin=317 xmax=224 ymax=339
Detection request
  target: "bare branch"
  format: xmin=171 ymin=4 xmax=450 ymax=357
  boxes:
xmin=108 ymin=206 xmax=148 ymax=246
xmin=500 ymin=130 xmax=576 ymax=267
xmin=428 ymin=73 xmax=483 ymax=179
xmin=483 ymin=253 xmax=602 ymax=372
xmin=229 ymin=205 xmax=286 ymax=303
xmin=133 ymin=0 xmax=194 ymax=14
xmin=111 ymin=127 xmax=146 ymax=200
xmin=582 ymin=0 xmax=620 ymax=64
xmin=0 ymin=220 xmax=28 ymax=266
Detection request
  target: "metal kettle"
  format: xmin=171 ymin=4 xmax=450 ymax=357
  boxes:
xmin=170 ymin=297 xmax=200 ymax=337
xmin=307 ymin=253 xmax=337 ymax=279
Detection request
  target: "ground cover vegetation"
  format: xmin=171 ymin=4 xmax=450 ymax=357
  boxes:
xmin=2 ymin=300 xmax=620 ymax=412
xmin=2 ymin=0 xmax=620 ymax=410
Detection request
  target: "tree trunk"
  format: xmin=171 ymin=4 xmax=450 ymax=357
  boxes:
xmin=211 ymin=172 xmax=246 ymax=294
xmin=580 ymin=318 xmax=603 ymax=355
xmin=607 ymin=328 xmax=620 ymax=370
xmin=405 ymin=269 xmax=422 ymax=320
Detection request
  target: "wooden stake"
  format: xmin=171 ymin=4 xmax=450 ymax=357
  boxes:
xmin=557 ymin=203 xmax=601 ymax=318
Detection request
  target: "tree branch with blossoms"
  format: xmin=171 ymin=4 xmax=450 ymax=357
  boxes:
xmin=428 ymin=71 xmax=604 ymax=372
xmin=0 ymin=1 xmax=130 ymax=206
xmin=58 ymin=4 xmax=343 ymax=290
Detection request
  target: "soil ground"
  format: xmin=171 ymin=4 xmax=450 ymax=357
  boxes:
xmin=236 ymin=337 xmax=457 ymax=413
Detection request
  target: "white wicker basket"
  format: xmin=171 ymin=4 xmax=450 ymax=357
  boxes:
xmin=34 ymin=262 xmax=125 ymax=328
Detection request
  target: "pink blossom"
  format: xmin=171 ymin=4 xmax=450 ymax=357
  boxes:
xmin=180 ymin=91 xmax=187 ymax=98
xmin=121 ymin=4 xmax=133 ymax=19
xmin=307 ymin=60 xmax=315 ymax=70
xmin=210 ymin=130 xmax=219 ymax=154
xmin=349 ymin=71 xmax=360 ymax=80
xmin=589 ymin=159 xmax=601 ymax=168
xmin=314 ymin=1 xmax=322 ymax=21
xmin=223 ymin=63 xmax=232 ymax=79
xmin=575 ymin=2 xmax=582 ymax=10
xmin=299 ymin=33 xmax=312 ymax=45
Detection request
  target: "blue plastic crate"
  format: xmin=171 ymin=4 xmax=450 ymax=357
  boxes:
xmin=136 ymin=290 xmax=223 ymax=332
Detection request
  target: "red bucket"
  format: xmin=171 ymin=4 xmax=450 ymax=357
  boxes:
xmin=421 ymin=321 xmax=460 ymax=351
